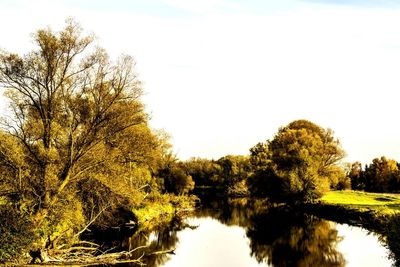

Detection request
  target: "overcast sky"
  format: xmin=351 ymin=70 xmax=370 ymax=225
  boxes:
xmin=1 ymin=0 xmax=400 ymax=163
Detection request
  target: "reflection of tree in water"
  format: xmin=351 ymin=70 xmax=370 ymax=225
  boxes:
xmin=197 ymin=196 xmax=400 ymax=267
xmin=194 ymin=196 xmax=260 ymax=229
xmin=113 ymin=196 xmax=347 ymax=267
xmin=122 ymin=216 xmax=187 ymax=267
xmin=247 ymin=209 xmax=345 ymax=267
xmin=385 ymin=215 xmax=400 ymax=267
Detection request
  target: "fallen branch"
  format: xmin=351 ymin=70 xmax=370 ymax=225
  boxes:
xmin=30 ymin=240 xmax=176 ymax=266
xmin=129 ymin=245 xmax=149 ymax=253
xmin=74 ymin=204 xmax=111 ymax=238
xmin=66 ymin=246 xmax=98 ymax=252
xmin=148 ymin=248 xmax=175 ymax=256
xmin=33 ymin=246 xmax=148 ymax=265
xmin=73 ymin=240 xmax=100 ymax=247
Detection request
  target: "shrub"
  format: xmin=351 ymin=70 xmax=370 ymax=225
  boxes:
xmin=0 ymin=205 xmax=35 ymax=262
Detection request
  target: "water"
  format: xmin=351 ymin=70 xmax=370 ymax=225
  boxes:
xmin=125 ymin=198 xmax=394 ymax=267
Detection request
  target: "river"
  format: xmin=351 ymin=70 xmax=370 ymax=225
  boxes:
xmin=120 ymin=197 xmax=394 ymax=267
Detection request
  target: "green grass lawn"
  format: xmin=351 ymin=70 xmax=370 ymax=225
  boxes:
xmin=321 ymin=190 xmax=400 ymax=214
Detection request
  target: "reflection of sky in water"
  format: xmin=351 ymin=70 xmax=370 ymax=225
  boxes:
xmin=161 ymin=217 xmax=264 ymax=267
xmin=147 ymin=232 xmax=158 ymax=245
xmin=158 ymin=217 xmax=393 ymax=267
xmin=336 ymin=223 xmax=393 ymax=267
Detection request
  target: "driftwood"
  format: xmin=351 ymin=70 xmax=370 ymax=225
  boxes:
xmin=29 ymin=249 xmax=145 ymax=266
xmin=29 ymin=243 xmax=176 ymax=266
xmin=148 ymin=248 xmax=175 ymax=256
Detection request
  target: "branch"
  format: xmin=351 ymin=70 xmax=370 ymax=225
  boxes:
xmin=74 ymin=203 xmax=111 ymax=238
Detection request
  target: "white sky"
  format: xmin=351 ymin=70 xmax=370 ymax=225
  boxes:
xmin=1 ymin=0 xmax=400 ymax=164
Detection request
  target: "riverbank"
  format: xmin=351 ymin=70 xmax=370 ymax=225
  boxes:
xmin=300 ymin=190 xmax=400 ymax=232
xmin=321 ymin=190 xmax=400 ymax=214
xmin=300 ymin=190 xmax=400 ymax=265
xmin=0 ymin=193 xmax=197 ymax=266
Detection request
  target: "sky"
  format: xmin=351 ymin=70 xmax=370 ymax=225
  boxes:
xmin=1 ymin=0 xmax=400 ymax=164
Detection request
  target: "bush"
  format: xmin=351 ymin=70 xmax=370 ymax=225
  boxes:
xmin=227 ymin=180 xmax=250 ymax=197
xmin=159 ymin=165 xmax=195 ymax=195
xmin=133 ymin=192 xmax=197 ymax=230
xmin=0 ymin=205 xmax=36 ymax=262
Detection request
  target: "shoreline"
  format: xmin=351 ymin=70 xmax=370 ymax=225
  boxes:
xmin=300 ymin=202 xmax=391 ymax=233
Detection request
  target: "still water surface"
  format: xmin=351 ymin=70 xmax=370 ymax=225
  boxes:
xmin=127 ymin=198 xmax=393 ymax=267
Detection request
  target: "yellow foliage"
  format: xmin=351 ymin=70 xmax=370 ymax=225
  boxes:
xmin=133 ymin=192 xmax=196 ymax=230
xmin=33 ymin=198 xmax=86 ymax=248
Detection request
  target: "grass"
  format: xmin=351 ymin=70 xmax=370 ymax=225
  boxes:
xmin=321 ymin=190 xmax=400 ymax=214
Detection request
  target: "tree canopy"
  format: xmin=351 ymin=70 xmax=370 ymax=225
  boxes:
xmin=0 ymin=19 xmax=174 ymax=253
xmin=248 ymin=120 xmax=346 ymax=203
xmin=347 ymin=157 xmax=400 ymax=193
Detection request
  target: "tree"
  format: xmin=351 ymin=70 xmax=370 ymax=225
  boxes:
xmin=216 ymin=155 xmax=251 ymax=188
xmin=248 ymin=120 xmax=346 ymax=203
xmin=183 ymin=158 xmax=221 ymax=187
xmin=0 ymin=19 xmax=160 ymax=247
xmin=182 ymin=156 xmax=251 ymax=192
xmin=364 ymin=157 xmax=400 ymax=192
xmin=332 ymin=166 xmax=351 ymax=190
xmin=348 ymin=161 xmax=364 ymax=190
xmin=158 ymin=161 xmax=195 ymax=195
xmin=249 ymin=142 xmax=270 ymax=170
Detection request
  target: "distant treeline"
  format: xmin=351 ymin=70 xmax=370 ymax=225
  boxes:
xmin=181 ymin=155 xmax=251 ymax=196
xmin=177 ymin=120 xmax=350 ymax=203
xmin=179 ymin=155 xmax=400 ymax=195
xmin=348 ymin=157 xmax=400 ymax=193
